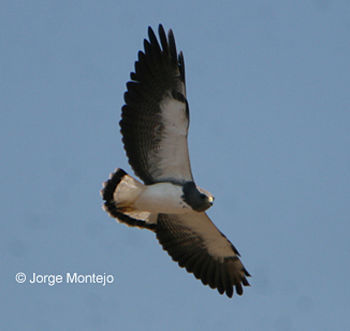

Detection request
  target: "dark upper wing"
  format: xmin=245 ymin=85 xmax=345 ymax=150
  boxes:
xmin=156 ymin=213 xmax=250 ymax=298
xmin=120 ymin=25 xmax=193 ymax=185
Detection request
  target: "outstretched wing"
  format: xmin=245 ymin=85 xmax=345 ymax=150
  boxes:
xmin=156 ymin=213 xmax=250 ymax=298
xmin=120 ymin=24 xmax=193 ymax=185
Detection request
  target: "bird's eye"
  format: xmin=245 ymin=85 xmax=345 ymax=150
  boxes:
xmin=200 ymin=194 xmax=206 ymax=200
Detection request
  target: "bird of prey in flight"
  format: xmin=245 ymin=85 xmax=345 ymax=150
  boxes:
xmin=101 ymin=24 xmax=250 ymax=298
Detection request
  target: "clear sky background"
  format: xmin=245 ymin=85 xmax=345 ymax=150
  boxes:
xmin=1 ymin=1 xmax=350 ymax=330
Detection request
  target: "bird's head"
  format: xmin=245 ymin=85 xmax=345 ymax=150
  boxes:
xmin=182 ymin=182 xmax=214 ymax=212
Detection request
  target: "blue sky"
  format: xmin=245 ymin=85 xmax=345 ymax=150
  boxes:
xmin=1 ymin=1 xmax=350 ymax=330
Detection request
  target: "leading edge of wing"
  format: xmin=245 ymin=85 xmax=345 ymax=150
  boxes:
xmin=155 ymin=213 xmax=250 ymax=298
xmin=120 ymin=25 xmax=193 ymax=185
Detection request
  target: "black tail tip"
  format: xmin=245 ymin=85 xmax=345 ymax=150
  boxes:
xmin=101 ymin=168 xmax=127 ymax=202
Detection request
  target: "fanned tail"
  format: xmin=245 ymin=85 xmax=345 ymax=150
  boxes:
xmin=101 ymin=168 xmax=156 ymax=231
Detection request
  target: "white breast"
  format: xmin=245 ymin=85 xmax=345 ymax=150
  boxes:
xmin=133 ymin=183 xmax=191 ymax=214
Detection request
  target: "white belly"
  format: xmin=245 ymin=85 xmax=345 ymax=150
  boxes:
xmin=133 ymin=182 xmax=191 ymax=214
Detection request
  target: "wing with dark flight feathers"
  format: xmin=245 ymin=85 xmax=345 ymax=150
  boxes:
xmin=120 ymin=24 xmax=193 ymax=185
xmin=156 ymin=213 xmax=250 ymax=298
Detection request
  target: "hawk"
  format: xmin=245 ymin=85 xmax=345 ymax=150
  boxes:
xmin=101 ymin=25 xmax=250 ymax=298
